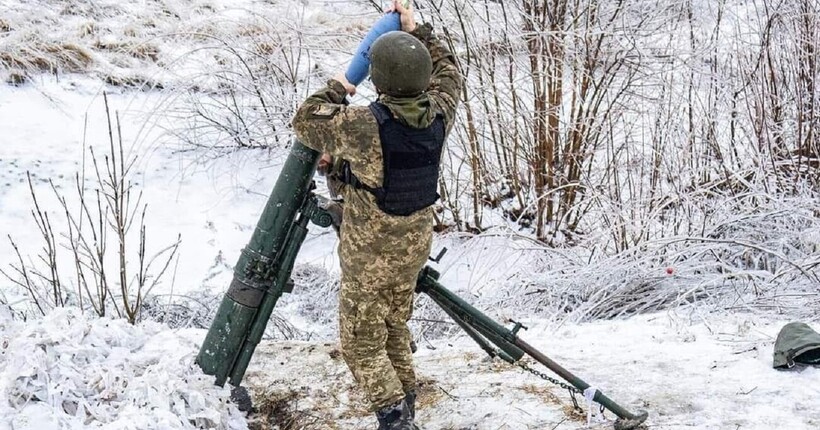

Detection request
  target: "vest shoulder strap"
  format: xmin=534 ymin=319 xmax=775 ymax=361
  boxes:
xmin=369 ymin=102 xmax=392 ymax=125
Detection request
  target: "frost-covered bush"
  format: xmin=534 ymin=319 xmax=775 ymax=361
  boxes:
xmin=493 ymin=194 xmax=820 ymax=322
xmin=140 ymin=263 xmax=341 ymax=340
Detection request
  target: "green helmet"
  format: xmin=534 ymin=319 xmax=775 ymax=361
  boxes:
xmin=370 ymin=31 xmax=432 ymax=97
xmin=773 ymin=322 xmax=820 ymax=368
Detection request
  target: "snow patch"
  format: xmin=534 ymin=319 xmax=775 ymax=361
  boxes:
xmin=0 ymin=306 xmax=246 ymax=430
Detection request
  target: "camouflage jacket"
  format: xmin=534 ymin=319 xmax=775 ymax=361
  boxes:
xmin=292 ymin=23 xmax=462 ymax=255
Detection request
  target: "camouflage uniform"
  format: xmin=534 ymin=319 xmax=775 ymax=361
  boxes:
xmin=292 ymin=23 xmax=462 ymax=411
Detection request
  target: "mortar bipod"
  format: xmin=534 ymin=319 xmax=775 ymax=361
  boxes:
xmin=416 ymin=266 xmax=648 ymax=430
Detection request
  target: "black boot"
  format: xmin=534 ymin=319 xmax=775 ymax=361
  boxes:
xmin=404 ymin=389 xmax=421 ymax=430
xmin=375 ymin=398 xmax=414 ymax=430
xmin=404 ymin=389 xmax=416 ymax=419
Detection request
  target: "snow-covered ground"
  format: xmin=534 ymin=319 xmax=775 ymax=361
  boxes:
xmin=3 ymin=300 xmax=819 ymax=429
xmin=243 ymin=311 xmax=820 ymax=430
xmin=2 ymin=0 xmax=820 ymax=429
xmin=0 ymin=77 xmax=338 ymax=304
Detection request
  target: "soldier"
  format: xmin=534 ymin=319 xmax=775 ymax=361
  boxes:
xmin=292 ymin=1 xmax=462 ymax=428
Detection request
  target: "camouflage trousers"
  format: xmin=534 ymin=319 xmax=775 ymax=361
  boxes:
xmin=334 ymin=182 xmax=433 ymax=411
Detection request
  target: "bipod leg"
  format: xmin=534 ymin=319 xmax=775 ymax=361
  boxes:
xmin=516 ymin=338 xmax=648 ymax=429
xmin=416 ymin=266 xmax=648 ymax=430
xmin=429 ymin=293 xmax=517 ymax=364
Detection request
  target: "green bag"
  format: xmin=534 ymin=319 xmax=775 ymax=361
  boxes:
xmin=773 ymin=322 xmax=820 ymax=369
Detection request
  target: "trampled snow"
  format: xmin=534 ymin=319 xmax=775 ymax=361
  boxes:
xmin=2 ymin=301 xmax=819 ymax=429
xmin=234 ymin=290 xmax=820 ymax=429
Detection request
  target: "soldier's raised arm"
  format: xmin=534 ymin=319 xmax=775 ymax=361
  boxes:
xmin=291 ymin=77 xmax=378 ymax=168
xmin=393 ymin=1 xmax=463 ymax=130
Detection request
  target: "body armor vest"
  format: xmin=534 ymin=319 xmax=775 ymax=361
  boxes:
xmin=342 ymin=102 xmax=445 ymax=216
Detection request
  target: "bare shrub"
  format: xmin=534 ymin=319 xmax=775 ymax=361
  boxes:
xmin=288 ymin=264 xmax=340 ymax=335
xmin=141 ymin=292 xmax=221 ymax=329
xmin=1 ymin=94 xmax=180 ymax=323
xmin=413 ymin=0 xmax=819 ymax=257
xmin=738 ymin=0 xmax=820 ymax=186
xmin=141 ymin=263 xmax=332 ymax=337
xmin=158 ymin=16 xmax=316 ymax=153
xmin=418 ymin=0 xmax=668 ymax=243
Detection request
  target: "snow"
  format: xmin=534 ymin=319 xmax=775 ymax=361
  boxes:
xmin=2 ymin=297 xmax=820 ymax=428
xmin=242 ymin=311 xmax=820 ymax=429
xmin=1 ymin=85 xmax=818 ymax=427
xmin=0 ymin=77 xmax=339 ymax=306
xmin=0 ymin=305 xmax=246 ymax=429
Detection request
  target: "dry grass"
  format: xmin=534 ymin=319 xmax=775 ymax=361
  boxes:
xmin=255 ymin=41 xmax=278 ymax=56
xmin=237 ymin=23 xmax=267 ymax=37
xmin=103 ymin=74 xmax=164 ymax=90
xmin=0 ymin=41 xmax=94 ymax=73
xmin=415 ymin=375 xmax=444 ymax=412
xmin=5 ymin=70 xmax=27 ymax=86
xmin=44 ymin=42 xmax=94 ymax=70
xmin=520 ymin=383 xmax=562 ymax=405
xmin=0 ymin=0 xmax=245 ymax=86
xmin=519 ymin=384 xmax=591 ymax=423
xmin=77 ymin=21 xmax=97 ymax=37
xmin=249 ymin=388 xmax=328 ymax=430
xmin=0 ymin=50 xmax=47 ymax=72
xmin=561 ymin=403 xmax=588 ymax=423
xmin=93 ymin=38 xmax=159 ymax=61
xmin=249 ymin=380 xmax=368 ymax=429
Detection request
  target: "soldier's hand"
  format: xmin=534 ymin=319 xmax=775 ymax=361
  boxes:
xmin=332 ymin=73 xmax=356 ymax=96
xmin=390 ymin=0 xmax=416 ymax=33
xmin=317 ymin=153 xmax=333 ymax=176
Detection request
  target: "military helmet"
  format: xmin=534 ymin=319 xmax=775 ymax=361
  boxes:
xmin=773 ymin=322 xmax=820 ymax=369
xmin=370 ymin=31 xmax=432 ymax=97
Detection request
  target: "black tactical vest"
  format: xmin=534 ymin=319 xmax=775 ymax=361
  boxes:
xmin=342 ymin=102 xmax=445 ymax=216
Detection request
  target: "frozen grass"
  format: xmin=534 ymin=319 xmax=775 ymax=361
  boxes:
xmin=0 ymin=0 xmax=374 ymax=89
xmin=511 ymin=193 xmax=820 ymax=323
xmin=403 ymin=190 xmax=820 ymax=341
